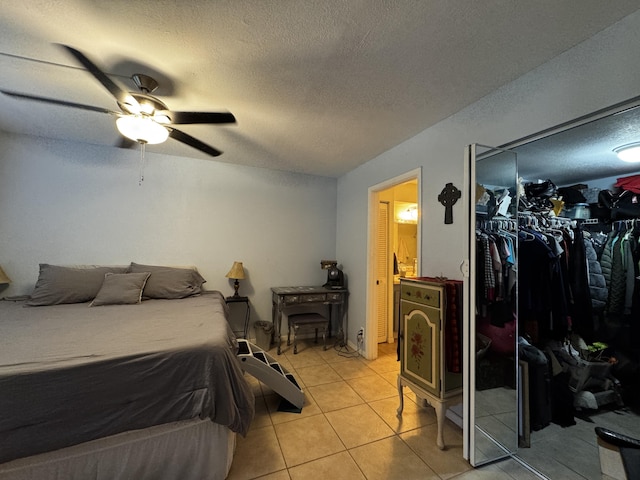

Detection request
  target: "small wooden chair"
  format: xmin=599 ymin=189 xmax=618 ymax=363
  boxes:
xmin=287 ymin=312 xmax=329 ymax=354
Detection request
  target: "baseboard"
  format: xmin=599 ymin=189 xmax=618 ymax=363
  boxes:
xmin=446 ymin=402 xmax=464 ymax=428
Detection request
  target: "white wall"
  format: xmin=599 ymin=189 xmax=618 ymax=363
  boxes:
xmin=337 ymin=10 xmax=640 ymax=357
xmin=0 ymin=132 xmax=337 ymax=329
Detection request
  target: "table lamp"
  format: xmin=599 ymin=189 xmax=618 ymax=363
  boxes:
xmin=225 ymin=261 xmax=245 ymax=297
xmin=0 ymin=266 xmax=11 ymax=285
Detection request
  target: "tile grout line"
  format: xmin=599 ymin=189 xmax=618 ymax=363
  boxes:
xmin=241 ymin=342 xmax=449 ymax=480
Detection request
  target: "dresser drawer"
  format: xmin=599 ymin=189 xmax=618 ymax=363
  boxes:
xmin=300 ymin=294 xmax=326 ymax=303
xmin=401 ymin=284 xmax=440 ymax=308
xmin=326 ymin=292 xmax=343 ymax=302
xmin=282 ymin=295 xmax=300 ymax=304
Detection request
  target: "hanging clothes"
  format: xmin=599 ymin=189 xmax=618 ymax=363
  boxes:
xmin=566 ymin=227 xmax=594 ymax=342
xmin=517 ymin=215 xmax=580 ymax=343
xmin=600 ymin=222 xmax=639 ymax=317
xmin=583 ymin=232 xmax=608 ymax=311
xmin=475 ymin=220 xmax=518 ymax=356
xmin=475 ymin=223 xmax=517 ymax=328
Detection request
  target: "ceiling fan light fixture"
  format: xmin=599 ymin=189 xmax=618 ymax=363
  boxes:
xmin=122 ymin=95 xmax=141 ymax=114
xmin=116 ymin=115 xmax=169 ymax=144
xmin=139 ymin=102 xmax=155 ymax=115
xmin=7 ymin=46 xmax=232 ymax=157
xmin=153 ymin=114 xmax=171 ymax=124
xmin=614 ymin=142 xmax=640 ymax=163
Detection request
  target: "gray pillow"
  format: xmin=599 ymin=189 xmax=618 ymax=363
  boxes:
xmin=26 ymin=264 xmax=128 ymax=306
xmin=127 ymin=263 xmax=206 ymax=299
xmin=90 ymin=272 xmax=151 ymax=307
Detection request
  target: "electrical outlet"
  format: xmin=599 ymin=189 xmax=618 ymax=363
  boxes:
xmin=356 ymin=327 xmax=365 ymax=355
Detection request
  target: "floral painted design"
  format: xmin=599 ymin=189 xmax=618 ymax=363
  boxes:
xmin=410 ymin=330 xmax=425 ymax=368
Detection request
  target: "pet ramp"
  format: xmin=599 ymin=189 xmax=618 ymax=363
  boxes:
xmin=236 ymin=339 xmax=304 ymax=409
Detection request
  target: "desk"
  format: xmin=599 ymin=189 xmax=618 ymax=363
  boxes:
xmin=271 ymin=286 xmax=348 ymax=354
xmin=226 ymin=295 xmax=250 ymax=339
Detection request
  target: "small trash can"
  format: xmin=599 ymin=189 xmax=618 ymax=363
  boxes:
xmin=253 ymin=321 xmax=274 ymax=351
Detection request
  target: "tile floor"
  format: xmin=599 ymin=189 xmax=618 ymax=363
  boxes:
xmin=472 ymin=385 xmax=640 ymax=479
xmin=516 ymin=400 xmax=639 ymax=480
xmin=226 ymin=340 xmax=545 ymax=480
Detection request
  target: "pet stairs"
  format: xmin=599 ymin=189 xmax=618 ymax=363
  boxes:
xmin=236 ymin=339 xmax=304 ymax=409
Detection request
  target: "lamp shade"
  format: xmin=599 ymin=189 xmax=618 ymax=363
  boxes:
xmin=225 ymin=261 xmax=245 ymax=280
xmin=0 ymin=266 xmax=11 ymax=284
xmin=116 ymin=115 xmax=169 ymax=144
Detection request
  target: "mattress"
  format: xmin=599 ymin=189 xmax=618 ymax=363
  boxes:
xmin=0 ymin=292 xmax=254 ymax=463
xmin=0 ymin=418 xmax=235 ymax=480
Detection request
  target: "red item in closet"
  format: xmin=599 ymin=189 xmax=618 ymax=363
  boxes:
xmin=615 ymin=174 xmax=640 ymax=194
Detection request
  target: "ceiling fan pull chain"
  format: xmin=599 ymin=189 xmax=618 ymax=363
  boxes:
xmin=138 ymin=142 xmax=146 ymax=186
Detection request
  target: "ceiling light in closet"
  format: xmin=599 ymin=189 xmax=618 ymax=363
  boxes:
xmin=614 ymin=143 xmax=640 ymax=163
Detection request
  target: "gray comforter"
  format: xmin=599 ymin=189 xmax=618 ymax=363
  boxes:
xmin=0 ymin=292 xmax=254 ymax=463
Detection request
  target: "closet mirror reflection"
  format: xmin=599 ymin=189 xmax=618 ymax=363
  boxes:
xmin=466 ymin=97 xmax=640 ymax=477
xmin=505 ymin=99 xmax=640 ymax=477
xmin=471 ymin=145 xmax=519 ymax=466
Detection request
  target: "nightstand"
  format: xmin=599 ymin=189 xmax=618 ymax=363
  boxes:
xmin=226 ymin=295 xmax=250 ymax=339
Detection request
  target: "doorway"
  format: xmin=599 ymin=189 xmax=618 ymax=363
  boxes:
xmin=366 ymin=168 xmax=421 ymax=360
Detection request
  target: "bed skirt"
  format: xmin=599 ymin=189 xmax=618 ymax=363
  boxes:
xmin=0 ymin=418 xmax=235 ymax=480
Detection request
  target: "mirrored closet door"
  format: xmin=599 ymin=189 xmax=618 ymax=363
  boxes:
xmin=465 ymin=144 xmax=519 ymax=467
xmin=464 ymin=97 xmax=640 ymax=477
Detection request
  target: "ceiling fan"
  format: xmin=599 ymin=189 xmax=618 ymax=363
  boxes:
xmin=0 ymin=44 xmax=235 ymax=156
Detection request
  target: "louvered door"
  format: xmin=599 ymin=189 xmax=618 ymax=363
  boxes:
xmin=376 ymin=201 xmax=389 ymax=342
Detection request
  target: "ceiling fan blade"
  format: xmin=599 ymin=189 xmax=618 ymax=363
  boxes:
xmin=168 ymin=128 xmax=222 ymax=157
xmin=59 ymin=44 xmax=138 ymax=110
xmin=1 ymin=89 xmax=116 ymax=115
xmin=157 ymin=110 xmax=236 ymax=125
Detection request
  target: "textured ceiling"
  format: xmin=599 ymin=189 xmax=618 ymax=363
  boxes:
xmin=514 ymin=103 xmax=640 ymax=185
xmin=1 ymin=1 xmax=639 ymax=177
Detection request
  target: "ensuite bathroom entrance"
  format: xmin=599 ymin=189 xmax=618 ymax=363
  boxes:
xmin=367 ymin=168 xmax=421 ymax=359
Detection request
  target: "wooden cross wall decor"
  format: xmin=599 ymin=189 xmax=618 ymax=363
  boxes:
xmin=437 ymin=182 xmax=461 ymax=224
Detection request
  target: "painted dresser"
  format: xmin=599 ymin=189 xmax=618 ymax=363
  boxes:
xmin=397 ymin=277 xmax=463 ymax=449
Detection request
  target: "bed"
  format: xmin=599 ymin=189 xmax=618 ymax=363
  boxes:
xmin=0 ymin=264 xmax=255 ymax=480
